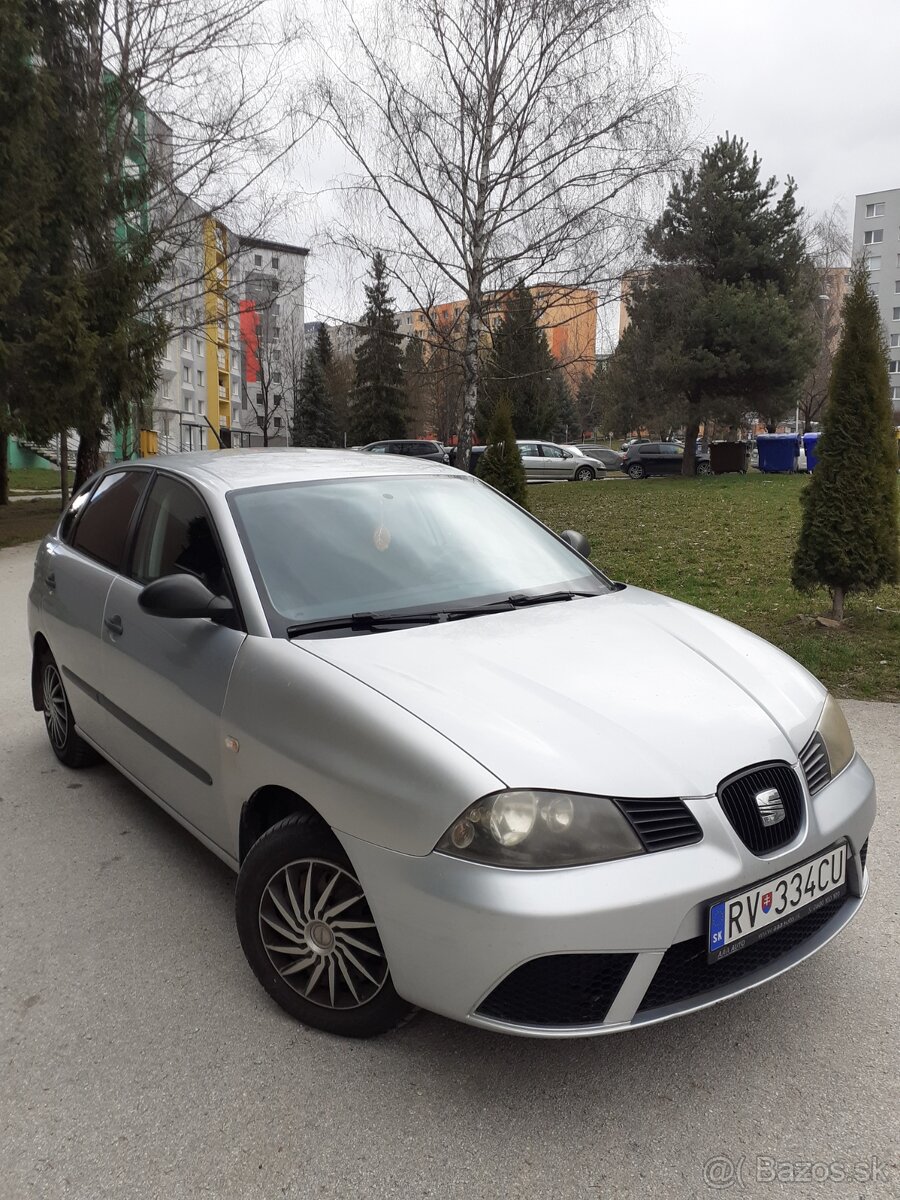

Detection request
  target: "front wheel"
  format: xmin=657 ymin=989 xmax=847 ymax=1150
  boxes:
xmin=574 ymin=465 xmax=595 ymax=482
xmin=236 ymin=813 xmax=416 ymax=1037
xmin=627 ymin=463 xmax=645 ymax=480
xmin=696 ymin=461 xmax=712 ymax=476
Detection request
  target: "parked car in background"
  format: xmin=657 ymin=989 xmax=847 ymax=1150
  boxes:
xmin=621 ymin=442 xmax=712 ymax=479
xmin=360 ymin=440 xmax=450 ymax=464
xmin=28 ymin=450 xmax=874 ymax=1039
xmin=464 ymin=441 xmax=605 ymax=481
xmin=621 ymin=437 xmax=651 ymax=451
xmin=563 ymin=445 xmax=624 ymax=470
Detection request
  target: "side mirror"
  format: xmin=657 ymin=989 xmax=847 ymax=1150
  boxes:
xmin=562 ymin=450 xmax=573 ymax=459
xmin=560 ymin=529 xmax=591 ymax=559
xmin=139 ymin=574 xmax=234 ymax=620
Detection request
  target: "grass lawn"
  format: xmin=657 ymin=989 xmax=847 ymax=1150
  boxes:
xmin=0 ymin=498 xmax=62 ymax=550
xmin=9 ymin=467 xmax=71 ymax=493
xmin=530 ymin=473 xmax=900 ymax=703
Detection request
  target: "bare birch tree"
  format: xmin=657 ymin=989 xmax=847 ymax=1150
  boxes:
xmin=310 ymin=0 xmax=684 ymax=468
xmin=797 ymin=204 xmax=851 ymax=432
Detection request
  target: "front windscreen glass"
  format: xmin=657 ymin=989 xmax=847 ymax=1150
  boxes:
xmin=229 ymin=474 xmax=610 ymax=632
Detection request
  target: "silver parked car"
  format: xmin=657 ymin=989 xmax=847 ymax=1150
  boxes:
xmin=516 ymin=440 xmax=606 ymax=481
xmin=28 ymin=450 xmax=874 ymax=1038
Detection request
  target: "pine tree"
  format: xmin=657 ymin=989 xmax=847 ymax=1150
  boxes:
xmin=350 ymin=252 xmax=406 ymax=443
xmin=791 ymin=266 xmax=899 ymax=620
xmin=315 ymin=322 xmax=334 ymax=370
xmin=476 ymin=397 xmax=529 ymax=509
xmin=293 ymin=350 xmax=337 ymax=447
xmin=482 ymin=283 xmax=556 ymax=438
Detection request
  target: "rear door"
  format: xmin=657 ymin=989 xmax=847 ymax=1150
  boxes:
xmin=41 ymin=470 xmax=152 ymax=746
xmin=516 ymin=442 xmax=543 ymax=480
xmin=99 ymin=473 xmax=245 ymax=851
xmin=658 ymin=443 xmax=684 ymax=474
xmin=639 ymin=443 xmax=666 ymax=476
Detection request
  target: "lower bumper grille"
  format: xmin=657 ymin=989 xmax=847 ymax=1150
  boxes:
xmin=637 ymin=889 xmax=850 ymax=1014
xmin=476 ymin=952 xmax=636 ymax=1027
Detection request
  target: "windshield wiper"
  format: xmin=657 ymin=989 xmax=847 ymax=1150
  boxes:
xmin=506 ymin=590 xmax=600 ymax=607
xmin=287 ymin=603 xmax=513 ymax=637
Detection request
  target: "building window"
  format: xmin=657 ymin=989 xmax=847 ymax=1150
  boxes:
xmin=891 ymin=334 xmax=900 ymax=348
xmin=182 ymin=335 xmax=190 ymax=351
xmin=274 ymin=416 xmax=283 ymax=431
xmin=273 ymin=372 xmax=282 ymax=384
xmin=183 ymin=393 xmax=193 ymax=411
xmin=162 ymin=379 xmax=171 ymax=399
xmin=892 ymin=387 xmax=900 ymax=400
xmin=272 ymin=256 xmax=280 ymax=269
xmin=893 ymin=308 xmax=900 ymax=321
xmin=870 ymin=283 xmax=879 ymax=296
xmin=254 ymin=254 xmax=262 ymax=266
xmin=866 ymin=202 xmax=885 ymax=217
xmin=864 ymin=229 xmax=884 ymax=245
xmin=197 ymin=369 xmax=204 ymax=386
xmin=889 ymin=361 xmax=899 ymax=374
xmin=182 ymin=365 xmax=191 ymax=383
xmin=867 ymin=256 xmax=881 ymax=271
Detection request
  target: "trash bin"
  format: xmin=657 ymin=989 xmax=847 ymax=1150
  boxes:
xmin=757 ymin=433 xmax=799 ymax=473
xmin=709 ymin=441 xmax=749 ymax=474
xmin=803 ymin=432 xmax=821 ymax=471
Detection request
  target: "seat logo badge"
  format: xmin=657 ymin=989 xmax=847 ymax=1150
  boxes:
xmin=755 ymin=787 xmax=785 ymax=827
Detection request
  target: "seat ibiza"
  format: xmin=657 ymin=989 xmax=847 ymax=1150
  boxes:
xmin=28 ymin=450 xmax=874 ymax=1037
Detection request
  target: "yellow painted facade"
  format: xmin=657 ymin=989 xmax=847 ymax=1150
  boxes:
xmin=203 ymin=217 xmax=232 ymax=448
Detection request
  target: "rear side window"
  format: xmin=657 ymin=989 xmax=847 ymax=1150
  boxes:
xmin=71 ymin=471 xmax=149 ymax=570
xmin=131 ymin=474 xmax=228 ymax=596
xmin=59 ymin=483 xmax=95 ymax=543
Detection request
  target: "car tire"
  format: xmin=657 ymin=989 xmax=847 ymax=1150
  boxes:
xmin=696 ymin=461 xmax=712 ymax=476
xmin=38 ymin=649 xmax=100 ymax=768
xmin=236 ymin=812 xmax=417 ymax=1038
xmin=627 ymin=463 xmax=645 ymax=480
xmin=574 ymin=465 xmax=595 ymax=482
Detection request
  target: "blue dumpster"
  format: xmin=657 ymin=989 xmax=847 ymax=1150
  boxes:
xmin=757 ymin=433 xmax=799 ymax=473
xmin=803 ymin=432 xmax=821 ymax=471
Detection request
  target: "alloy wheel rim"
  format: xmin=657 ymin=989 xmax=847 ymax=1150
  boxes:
xmin=259 ymin=858 xmax=389 ymax=1009
xmin=43 ymin=664 xmax=68 ymax=750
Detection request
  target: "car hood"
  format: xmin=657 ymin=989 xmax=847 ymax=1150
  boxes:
xmin=297 ymin=587 xmax=826 ymax=799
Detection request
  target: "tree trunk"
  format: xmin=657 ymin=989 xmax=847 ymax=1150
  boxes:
xmin=0 ymin=428 xmax=8 ymax=507
xmin=831 ymin=586 xmax=844 ymax=622
xmin=457 ymin=307 xmax=482 ymax=473
xmin=681 ymin=415 xmax=700 ymax=476
xmin=59 ymin=430 xmax=70 ymax=507
xmin=74 ymin=427 xmax=104 ymax=492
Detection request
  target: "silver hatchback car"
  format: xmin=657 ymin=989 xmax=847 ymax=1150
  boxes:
xmin=28 ymin=450 xmax=874 ymax=1037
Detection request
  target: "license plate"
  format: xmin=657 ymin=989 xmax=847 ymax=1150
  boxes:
xmin=707 ymin=843 xmax=847 ymax=963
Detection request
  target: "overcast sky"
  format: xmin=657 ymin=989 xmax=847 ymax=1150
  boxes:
xmin=302 ymin=0 xmax=891 ymax=327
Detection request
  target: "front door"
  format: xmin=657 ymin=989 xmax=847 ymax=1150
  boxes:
xmin=99 ymin=473 xmax=245 ymax=851
xmin=538 ymin=444 xmax=570 ymax=479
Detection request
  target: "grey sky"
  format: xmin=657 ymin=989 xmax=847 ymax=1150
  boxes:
xmin=301 ymin=0 xmax=887 ymax=328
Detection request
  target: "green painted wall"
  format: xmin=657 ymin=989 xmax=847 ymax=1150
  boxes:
xmin=7 ymin=437 xmax=55 ymax=470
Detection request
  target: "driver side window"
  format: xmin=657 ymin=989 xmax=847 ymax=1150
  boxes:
xmin=131 ymin=475 xmax=227 ymax=597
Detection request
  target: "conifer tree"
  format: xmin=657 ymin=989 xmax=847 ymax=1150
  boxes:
xmin=482 ymin=283 xmax=556 ymax=438
xmin=791 ymin=266 xmax=899 ymax=620
xmin=292 ymin=350 xmax=337 ymax=447
xmin=350 ymin=252 xmax=406 ymax=443
xmin=476 ymin=397 xmax=529 ymax=509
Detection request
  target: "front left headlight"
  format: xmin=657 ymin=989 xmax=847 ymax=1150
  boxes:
xmin=816 ymin=693 xmax=855 ymax=779
xmin=434 ymin=789 xmax=645 ymax=869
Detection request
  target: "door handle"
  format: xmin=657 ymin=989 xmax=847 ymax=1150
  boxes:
xmin=104 ymin=615 xmax=124 ymax=637
xmin=45 ymin=572 xmax=56 ymax=590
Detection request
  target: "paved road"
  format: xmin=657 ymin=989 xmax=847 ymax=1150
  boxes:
xmin=1 ymin=541 xmax=897 ymax=1200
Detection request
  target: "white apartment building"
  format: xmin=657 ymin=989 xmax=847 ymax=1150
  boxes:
xmin=852 ymin=189 xmax=900 ymax=423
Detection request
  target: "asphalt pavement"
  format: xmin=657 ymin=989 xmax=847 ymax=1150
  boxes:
xmin=1 ymin=541 xmax=897 ymax=1200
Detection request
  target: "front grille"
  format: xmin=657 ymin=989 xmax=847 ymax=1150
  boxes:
xmin=476 ymin=953 xmax=636 ymax=1027
xmin=615 ymin=798 xmax=702 ymax=852
xmin=718 ymin=763 xmax=803 ymax=854
xmin=637 ymin=889 xmax=849 ymax=1014
xmin=799 ymin=733 xmax=831 ymax=795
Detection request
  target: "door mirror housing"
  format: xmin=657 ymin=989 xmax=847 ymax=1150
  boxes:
xmin=139 ymin=574 xmax=234 ymax=620
xmin=560 ymin=529 xmax=591 ymax=559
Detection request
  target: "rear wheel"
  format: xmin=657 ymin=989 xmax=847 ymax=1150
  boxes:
xmin=38 ymin=649 xmax=99 ymax=768
xmin=236 ymin=813 xmax=417 ymax=1037
xmin=574 ymin=465 xmax=595 ymax=482
xmin=627 ymin=462 xmax=645 ymax=480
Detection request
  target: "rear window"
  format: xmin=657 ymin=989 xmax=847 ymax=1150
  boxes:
xmin=71 ymin=470 xmax=149 ymax=570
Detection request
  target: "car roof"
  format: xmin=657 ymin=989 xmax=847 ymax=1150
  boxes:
xmin=114 ymin=448 xmax=453 ymax=493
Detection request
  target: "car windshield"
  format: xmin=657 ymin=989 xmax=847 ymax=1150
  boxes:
xmin=229 ymin=474 xmax=610 ymax=632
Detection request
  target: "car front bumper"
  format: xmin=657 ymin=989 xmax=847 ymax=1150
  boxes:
xmin=337 ymin=753 xmax=875 ymax=1036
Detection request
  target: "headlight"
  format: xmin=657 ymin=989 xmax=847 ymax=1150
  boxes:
xmin=435 ymin=790 xmax=644 ymax=869
xmin=816 ymin=694 xmax=855 ymax=778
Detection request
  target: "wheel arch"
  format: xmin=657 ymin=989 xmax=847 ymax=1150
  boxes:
xmin=239 ymin=785 xmax=327 ymax=864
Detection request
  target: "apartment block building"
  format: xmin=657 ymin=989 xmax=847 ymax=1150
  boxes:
xmin=852 ymin=189 xmax=900 ymax=422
